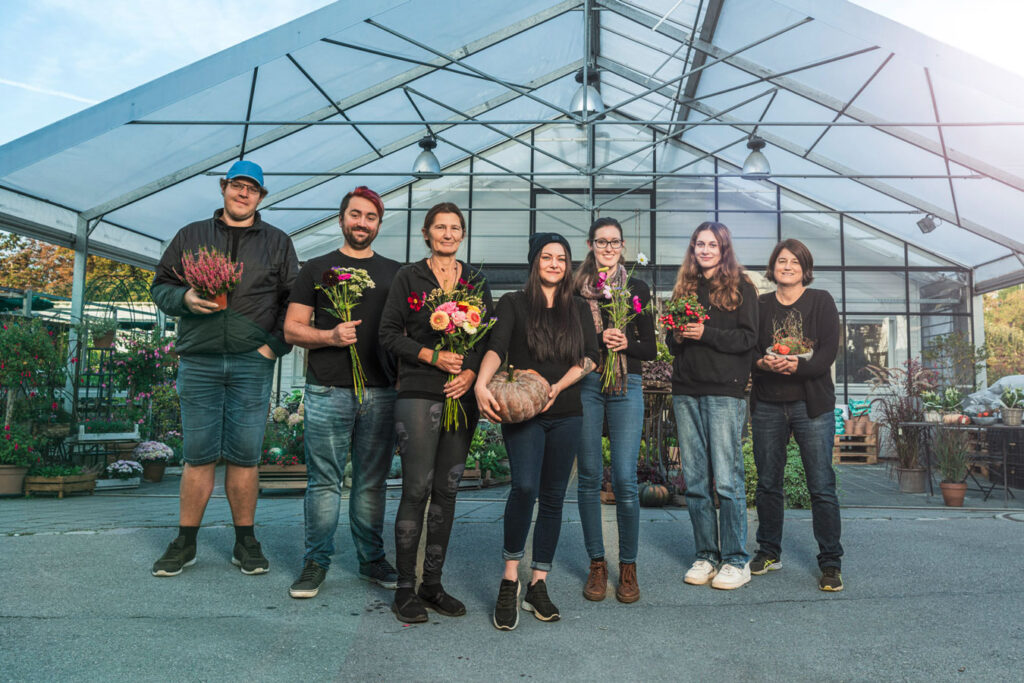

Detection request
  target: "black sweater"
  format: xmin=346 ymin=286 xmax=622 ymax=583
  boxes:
xmin=378 ymin=259 xmax=494 ymax=401
xmin=486 ymin=292 xmax=602 ymax=418
xmin=582 ymin=277 xmax=657 ymax=375
xmin=666 ymin=276 xmax=759 ymax=399
xmin=751 ymin=288 xmax=839 ymax=418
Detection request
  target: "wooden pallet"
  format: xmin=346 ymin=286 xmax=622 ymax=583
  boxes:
xmin=258 ymin=465 xmax=308 ymax=492
xmin=833 ymin=434 xmax=879 ymax=465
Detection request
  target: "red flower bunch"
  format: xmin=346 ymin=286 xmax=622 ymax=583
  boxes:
xmin=660 ymin=294 xmax=710 ymax=330
xmin=407 ymin=291 xmax=426 ymax=311
xmin=175 ymin=246 xmax=243 ymax=300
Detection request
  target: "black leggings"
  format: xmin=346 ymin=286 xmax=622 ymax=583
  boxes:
xmin=393 ymin=397 xmax=477 ymax=589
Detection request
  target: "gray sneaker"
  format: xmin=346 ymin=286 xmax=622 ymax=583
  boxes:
xmin=231 ymin=536 xmax=269 ymax=575
xmin=152 ymin=536 xmax=196 ymax=577
xmin=289 ymin=560 xmax=327 ymax=598
xmin=359 ymin=557 xmax=398 ymax=589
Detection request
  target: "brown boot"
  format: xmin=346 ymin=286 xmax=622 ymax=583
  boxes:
xmin=616 ymin=562 xmax=640 ymax=603
xmin=583 ymin=559 xmax=608 ymax=601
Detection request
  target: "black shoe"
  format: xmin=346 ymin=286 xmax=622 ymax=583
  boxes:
xmin=151 ymin=536 xmax=196 ymax=577
xmin=819 ymin=566 xmax=844 ymax=592
xmin=417 ymin=583 xmax=466 ymax=617
xmin=522 ymin=579 xmax=559 ymax=622
xmin=391 ymin=587 xmax=428 ymax=623
xmin=493 ymin=578 xmax=520 ymax=631
xmin=231 ymin=536 xmax=269 ymax=575
xmin=359 ymin=557 xmax=398 ymax=589
xmin=289 ymin=560 xmax=327 ymax=599
xmin=750 ymin=551 xmax=782 ymax=576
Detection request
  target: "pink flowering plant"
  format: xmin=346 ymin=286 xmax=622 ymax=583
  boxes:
xmin=103 ymin=459 xmax=143 ymax=480
xmin=175 ymin=246 xmax=243 ymax=300
xmin=315 ymin=267 xmax=375 ymax=403
xmin=0 ymin=316 xmax=66 ymax=426
xmin=112 ymin=335 xmax=177 ymax=396
xmin=132 ymin=440 xmax=174 ymax=463
xmin=593 ymin=258 xmax=650 ymax=393
xmin=425 ymin=275 xmax=497 ymax=430
xmin=0 ymin=424 xmax=38 ymax=466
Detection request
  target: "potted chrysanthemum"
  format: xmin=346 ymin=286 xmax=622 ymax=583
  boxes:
xmin=97 ymin=459 xmax=143 ymax=490
xmin=133 ymin=441 xmax=175 ymax=482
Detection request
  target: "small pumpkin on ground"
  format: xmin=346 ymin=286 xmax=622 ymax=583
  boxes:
xmin=486 ymin=365 xmax=550 ymax=423
xmin=639 ymin=482 xmax=670 ymax=507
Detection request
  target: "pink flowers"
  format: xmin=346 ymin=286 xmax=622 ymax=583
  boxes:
xmin=175 ymin=246 xmax=243 ymax=300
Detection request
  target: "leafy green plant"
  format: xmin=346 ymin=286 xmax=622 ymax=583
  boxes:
xmin=468 ymin=422 xmax=508 ymax=475
xmin=27 ymin=463 xmax=84 ymax=477
xmin=0 ymin=424 xmax=39 ymax=466
xmin=933 ymin=429 xmax=968 ymax=483
xmin=742 ymin=438 xmax=838 ymax=509
xmin=1001 ymin=387 xmax=1024 ymax=409
xmin=81 ymin=418 xmax=134 ymax=434
xmin=940 ymin=387 xmax=964 ymax=412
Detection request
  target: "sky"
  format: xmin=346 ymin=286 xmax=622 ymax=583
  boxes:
xmin=0 ymin=0 xmax=1021 ymax=146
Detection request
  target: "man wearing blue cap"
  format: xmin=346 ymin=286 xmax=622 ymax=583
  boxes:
xmin=150 ymin=160 xmax=299 ymax=578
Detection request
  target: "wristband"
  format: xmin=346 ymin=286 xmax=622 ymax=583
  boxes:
xmin=431 ymin=348 xmax=440 ymax=365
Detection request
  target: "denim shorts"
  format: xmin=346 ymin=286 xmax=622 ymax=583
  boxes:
xmin=176 ymin=350 xmax=275 ymax=466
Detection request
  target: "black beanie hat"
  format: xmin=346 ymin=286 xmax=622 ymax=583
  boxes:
xmin=528 ymin=232 xmax=572 ymax=266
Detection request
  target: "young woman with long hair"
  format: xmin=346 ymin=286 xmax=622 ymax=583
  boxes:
xmin=668 ymin=221 xmax=758 ymax=590
xmin=750 ymin=239 xmax=843 ymax=591
xmin=379 ymin=202 xmax=493 ymax=623
xmin=572 ymin=217 xmax=656 ymax=603
xmin=475 ymin=233 xmax=600 ymax=631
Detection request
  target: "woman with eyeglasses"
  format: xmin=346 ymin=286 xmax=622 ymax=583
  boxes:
xmin=572 ymin=218 xmax=656 ymax=604
xmin=668 ymin=221 xmax=758 ymax=591
xmin=379 ymin=202 xmax=494 ymax=623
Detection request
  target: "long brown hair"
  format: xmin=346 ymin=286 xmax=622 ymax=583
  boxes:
xmin=525 ymin=242 xmax=584 ymax=364
xmin=573 ymin=217 xmax=625 ymax=293
xmin=671 ymin=221 xmax=749 ymax=311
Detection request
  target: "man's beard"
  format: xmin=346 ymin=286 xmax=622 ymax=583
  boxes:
xmin=343 ymin=224 xmax=377 ymax=249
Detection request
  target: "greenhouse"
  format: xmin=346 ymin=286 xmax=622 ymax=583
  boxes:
xmin=1 ymin=0 xmax=1022 ymax=403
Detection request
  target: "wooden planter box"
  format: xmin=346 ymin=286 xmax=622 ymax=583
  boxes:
xmin=481 ymin=472 xmax=511 ymax=488
xmin=24 ymin=472 xmax=97 ymax=498
xmin=462 ymin=467 xmax=481 ymax=480
xmin=258 ymin=464 xmax=308 ymax=491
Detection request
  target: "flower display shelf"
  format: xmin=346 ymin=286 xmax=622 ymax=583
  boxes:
xmin=96 ymin=477 xmax=141 ymax=491
xmin=257 ymin=464 xmax=308 ymax=492
xmin=77 ymin=424 xmax=140 ymax=442
xmin=24 ymin=472 xmax=98 ymax=498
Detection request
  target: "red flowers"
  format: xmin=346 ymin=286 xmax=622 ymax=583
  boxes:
xmin=407 ymin=291 xmax=426 ymax=311
xmin=458 ymin=277 xmax=474 ymax=290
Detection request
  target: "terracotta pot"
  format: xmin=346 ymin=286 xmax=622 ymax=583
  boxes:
xmin=939 ymin=481 xmax=967 ymax=507
xmin=142 ymin=461 xmax=167 ymax=483
xmin=213 ymin=292 xmax=228 ymax=310
xmin=896 ymin=467 xmax=927 ymax=494
xmin=0 ymin=465 xmax=28 ymax=496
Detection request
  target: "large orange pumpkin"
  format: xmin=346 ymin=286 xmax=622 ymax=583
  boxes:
xmin=487 ymin=366 xmax=550 ymax=423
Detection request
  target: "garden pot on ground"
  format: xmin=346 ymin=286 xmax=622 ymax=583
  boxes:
xmin=142 ymin=461 xmax=167 ymax=483
xmin=939 ymin=481 xmax=967 ymax=507
xmin=0 ymin=465 xmax=28 ymax=496
xmin=896 ymin=467 xmax=927 ymax=494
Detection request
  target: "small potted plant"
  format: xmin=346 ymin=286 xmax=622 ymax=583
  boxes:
xmin=933 ymin=429 xmax=969 ymax=507
xmin=78 ymin=418 xmax=139 ymax=441
xmin=23 ymin=462 xmax=97 ymax=498
xmin=133 ymin=441 xmax=175 ymax=482
xmin=98 ymin=459 xmax=143 ymax=490
xmin=1001 ymin=387 xmax=1024 ymax=426
xmin=174 ymin=246 xmax=243 ymax=310
xmin=921 ymin=391 xmax=943 ymax=423
xmin=0 ymin=424 xmax=37 ymax=496
xmin=940 ymin=387 xmax=967 ymax=424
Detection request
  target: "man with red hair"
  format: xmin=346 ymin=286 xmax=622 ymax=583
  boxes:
xmin=283 ymin=186 xmax=402 ymax=598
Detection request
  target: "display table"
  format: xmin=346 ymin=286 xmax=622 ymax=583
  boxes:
xmin=900 ymin=422 xmax=1020 ymax=502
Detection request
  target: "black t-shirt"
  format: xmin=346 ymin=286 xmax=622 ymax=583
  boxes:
xmin=289 ymin=250 xmax=401 ymax=388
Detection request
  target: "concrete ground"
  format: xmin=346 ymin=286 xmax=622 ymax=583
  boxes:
xmin=1 ymin=465 xmax=1022 ymax=682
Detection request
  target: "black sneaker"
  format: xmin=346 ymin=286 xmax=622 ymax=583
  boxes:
xmin=391 ymin=587 xmax=428 ymax=624
xmin=750 ymin=552 xmax=782 ymax=575
xmin=289 ymin=560 xmax=327 ymax=599
xmin=359 ymin=557 xmax=398 ymax=589
xmin=493 ymin=578 xmax=520 ymax=631
xmin=231 ymin=536 xmax=269 ymax=575
xmin=819 ymin=567 xmax=844 ymax=592
xmin=522 ymin=579 xmax=560 ymax=622
xmin=417 ymin=583 xmax=466 ymax=617
xmin=151 ymin=536 xmax=196 ymax=577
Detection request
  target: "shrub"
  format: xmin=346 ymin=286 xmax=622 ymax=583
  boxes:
xmin=742 ymin=438 xmax=836 ymax=509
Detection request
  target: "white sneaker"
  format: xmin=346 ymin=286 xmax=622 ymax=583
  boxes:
xmin=711 ymin=563 xmax=751 ymax=590
xmin=683 ymin=560 xmax=718 ymax=585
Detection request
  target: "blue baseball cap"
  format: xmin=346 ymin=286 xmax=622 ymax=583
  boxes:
xmin=225 ymin=160 xmax=265 ymax=191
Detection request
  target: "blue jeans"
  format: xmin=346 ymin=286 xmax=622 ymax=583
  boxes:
xmin=176 ymin=350 xmax=275 ymax=466
xmin=672 ymin=394 xmax=750 ymax=568
xmin=751 ymin=400 xmax=843 ymax=569
xmin=577 ymin=373 xmax=644 ymax=564
xmin=501 ymin=415 xmax=581 ymax=571
xmin=302 ymin=383 xmax=396 ymax=569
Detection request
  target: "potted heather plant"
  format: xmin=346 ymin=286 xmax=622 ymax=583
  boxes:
xmin=133 ymin=441 xmax=174 ymax=482
xmin=97 ymin=459 xmax=143 ymax=490
xmin=175 ymin=246 xmax=243 ymax=310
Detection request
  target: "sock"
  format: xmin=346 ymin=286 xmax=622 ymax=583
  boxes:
xmin=179 ymin=526 xmax=198 ymax=545
xmin=234 ymin=525 xmax=254 ymax=543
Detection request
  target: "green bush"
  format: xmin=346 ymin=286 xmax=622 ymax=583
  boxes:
xmin=742 ymin=438 xmax=837 ymax=509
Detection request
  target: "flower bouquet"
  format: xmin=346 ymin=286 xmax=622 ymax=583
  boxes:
xmin=175 ymin=246 xmax=243 ymax=310
xmin=659 ymin=294 xmax=710 ymax=331
xmin=593 ymin=266 xmax=648 ymax=394
xmin=316 ymin=266 xmax=375 ymax=402
xmin=424 ymin=276 xmax=497 ymax=430
xmin=766 ymin=310 xmax=813 ymax=360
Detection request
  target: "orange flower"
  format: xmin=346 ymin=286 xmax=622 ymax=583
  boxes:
xmin=466 ymin=309 xmax=482 ymax=326
xmin=429 ymin=310 xmax=450 ymax=331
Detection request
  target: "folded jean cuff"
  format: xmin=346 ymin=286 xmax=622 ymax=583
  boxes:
xmin=530 ymin=560 xmax=553 ymax=572
xmin=502 ymin=549 xmax=525 ymax=562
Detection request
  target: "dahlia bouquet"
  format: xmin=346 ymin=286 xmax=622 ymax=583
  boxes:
xmin=659 ymin=294 xmax=710 ymax=331
xmin=316 ymin=267 xmax=375 ymax=402
xmin=592 ymin=264 xmax=648 ymax=394
xmin=175 ymin=246 xmax=243 ymax=307
xmin=424 ymin=275 xmax=497 ymax=430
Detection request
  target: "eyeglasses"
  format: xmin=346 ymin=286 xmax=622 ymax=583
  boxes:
xmin=593 ymin=238 xmax=623 ymax=250
xmin=227 ymin=180 xmax=262 ymax=195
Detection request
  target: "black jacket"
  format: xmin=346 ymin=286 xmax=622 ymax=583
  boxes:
xmin=151 ymin=210 xmax=298 ymax=356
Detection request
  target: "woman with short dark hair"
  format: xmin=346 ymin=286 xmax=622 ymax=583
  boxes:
xmin=750 ymin=238 xmax=844 ymax=591
xmin=475 ymin=233 xmax=600 ymax=631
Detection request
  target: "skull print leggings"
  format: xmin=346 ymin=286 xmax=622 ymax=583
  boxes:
xmin=393 ymin=397 xmax=478 ymax=589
